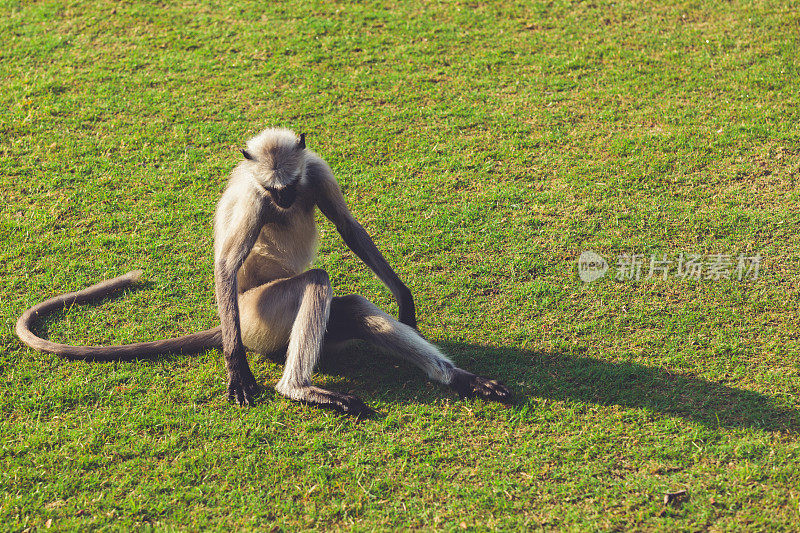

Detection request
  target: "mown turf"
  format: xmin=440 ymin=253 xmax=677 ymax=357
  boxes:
xmin=2 ymin=0 xmax=799 ymax=530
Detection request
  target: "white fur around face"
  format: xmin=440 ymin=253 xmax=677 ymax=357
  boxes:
xmin=243 ymin=128 xmax=306 ymax=189
xmin=245 ymin=128 xmax=298 ymax=154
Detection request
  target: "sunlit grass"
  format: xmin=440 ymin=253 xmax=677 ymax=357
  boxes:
xmin=2 ymin=0 xmax=799 ymax=529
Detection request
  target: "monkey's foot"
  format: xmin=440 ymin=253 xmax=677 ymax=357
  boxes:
xmin=449 ymin=368 xmax=512 ymax=403
xmin=284 ymin=385 xmax=374 ymax=417
xmin=227 ymin=368 xmax=260 ymax=406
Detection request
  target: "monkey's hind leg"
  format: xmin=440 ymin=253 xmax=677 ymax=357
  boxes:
xmin=327 ymin=295 xmax=512 ymax=402
xmin=239 ymin=269 xmax=372 ymax=416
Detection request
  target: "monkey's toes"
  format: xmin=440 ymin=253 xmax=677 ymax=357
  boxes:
xmin=294 ymin=387 xmax=375 ymax=417
xmin=330 ymin=393 xmax=375 ymax=418
xmin=473 ymin=377 xmax=512 ymax=402
xmin=450 ymin=369 xmax=513 ymax=403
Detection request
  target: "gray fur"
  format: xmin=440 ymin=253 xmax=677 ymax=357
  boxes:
xmin=216 ymin=128 xmax=510 ymax=412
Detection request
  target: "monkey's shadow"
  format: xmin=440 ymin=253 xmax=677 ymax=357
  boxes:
xmin=305 ymin=340 xmax=799 ymax=434
xmin=28 ymin=286 xmax=797 ymax=433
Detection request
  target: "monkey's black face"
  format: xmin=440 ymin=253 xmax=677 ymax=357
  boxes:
xmin=267 ymin=179 xmax=299 ymax=209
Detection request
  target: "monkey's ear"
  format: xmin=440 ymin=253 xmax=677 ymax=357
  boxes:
xmin=297 ymin=133 xmax=306 ymax=150
xmin=240 ymin=149 xmax=256 ymax=161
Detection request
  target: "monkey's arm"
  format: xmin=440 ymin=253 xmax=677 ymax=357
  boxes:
xmin=307 ymin=155 xmax=417 ymax=328
xmin=213 ymin=185 xmax=265 ymax=404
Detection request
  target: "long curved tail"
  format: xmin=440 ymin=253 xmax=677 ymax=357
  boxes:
xmin=15 ymin=270 xmax=222 ymax=361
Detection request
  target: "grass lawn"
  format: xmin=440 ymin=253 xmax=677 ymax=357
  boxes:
xmin=2 ymin=0 xmax=799 ymax=530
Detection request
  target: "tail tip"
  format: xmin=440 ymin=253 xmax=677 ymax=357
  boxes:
xmin=128 ymin=269 xmax=145 ymax=282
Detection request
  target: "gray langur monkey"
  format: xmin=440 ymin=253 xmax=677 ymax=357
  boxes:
xmin=16 ymin=128 xmax=511 ymax=415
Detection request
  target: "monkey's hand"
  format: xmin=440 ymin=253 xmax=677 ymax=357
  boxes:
xmin=398 ymin=287 xmax=417 ymax=329
xmin=449 ymin=368 xmax=512 ymax=403
xmin=226 ymin=356 xmax=260 ymax=406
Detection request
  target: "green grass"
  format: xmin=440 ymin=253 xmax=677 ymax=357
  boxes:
xmin=2 ymin=0 xmax=800 ymax=529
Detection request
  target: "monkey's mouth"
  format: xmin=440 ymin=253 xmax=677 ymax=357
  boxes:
xmin=268 ymin=183 xmax=297 ymax=209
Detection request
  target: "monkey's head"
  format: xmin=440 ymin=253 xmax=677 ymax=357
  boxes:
xmin=241 ymin=128 xmax=307 ymax=209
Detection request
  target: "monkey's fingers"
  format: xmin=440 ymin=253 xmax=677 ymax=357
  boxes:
xmin=450 ymin=369 xmax=513 ymax=403
xmin=227 ymin=376 xmax=260 ymax=406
